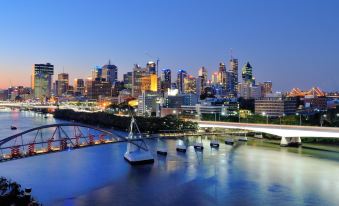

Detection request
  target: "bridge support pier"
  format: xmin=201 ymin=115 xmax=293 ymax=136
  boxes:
xmin=280 ymin=136 xmax=302 ymax=147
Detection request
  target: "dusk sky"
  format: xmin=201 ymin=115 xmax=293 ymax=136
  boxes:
xmin=0 ymin=0 xmax=338 ymax=91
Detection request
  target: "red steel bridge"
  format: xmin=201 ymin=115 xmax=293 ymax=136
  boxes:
xmin=0 ymin=123 xmax=149 ymax=162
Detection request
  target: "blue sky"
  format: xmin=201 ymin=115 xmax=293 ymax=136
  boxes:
xmin=0 ymin=0 xmax=338 ymax=91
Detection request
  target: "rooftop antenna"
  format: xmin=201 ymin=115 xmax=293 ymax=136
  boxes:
xmin=108 ymin=59 xmax=111 ymax=65
xmin=145 ymin=52 xmax=160 ymax=76
xmin=230 ymin=48 xmax=233 ymax=60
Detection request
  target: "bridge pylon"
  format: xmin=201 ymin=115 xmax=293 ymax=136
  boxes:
xmin=124 ymin=117 xmax=154 ymax=165
xmin=280 ymin=136 xmax=302 ymax=147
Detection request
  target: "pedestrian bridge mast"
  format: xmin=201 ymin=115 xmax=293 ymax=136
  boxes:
xmin=197 ymin=121 xmax=339 ymax=146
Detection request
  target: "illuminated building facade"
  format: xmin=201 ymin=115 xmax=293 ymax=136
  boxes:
xmin=102 ymin=60 xmax=118 ymax=84
xmin=55 ymin=73 xmax=69 ymax=96
xmin=242 ymin=62 xmax=255 ymax=85
xmin=74 ymin=78 xmax=85 ymax=96
xmin=177 ymin=70 xmax=187 ymax=94
xmin=32 ymin=63 xmax=54 ymax=100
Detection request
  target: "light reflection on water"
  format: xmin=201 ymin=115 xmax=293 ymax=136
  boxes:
xmin=0 ymin=111 xmax=339 ymax=205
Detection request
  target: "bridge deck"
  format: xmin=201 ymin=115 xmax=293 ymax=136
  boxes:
xmin=198 ymin=121 xmax=339 ymax=138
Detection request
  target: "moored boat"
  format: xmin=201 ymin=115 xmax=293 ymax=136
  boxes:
xmin=176 ymin=141 xmax=187 ymax=152
xmin=157 ymin=146 xmax=168 ymax=155
xmin=194 ymin=142 xmax=204 ymax=150
xmin=210 ymin=139 xmax=220 ymax=148
xmin=238 ymin=136 xmax=248 ymax=142
xmin=225 ymin=138 xmax=234 ymax=145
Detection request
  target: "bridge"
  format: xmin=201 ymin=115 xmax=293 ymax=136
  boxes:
xmin=0 ymin=102 xmax=59 ymax=109
xmin=197 ymin=121 xmax=339 ymax=146
xmin=0 ymin=123 xmax=149 ymax=162
xmin=0 ymin=102 xmax=101 ymax=113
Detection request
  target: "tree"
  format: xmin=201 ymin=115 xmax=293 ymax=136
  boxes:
xmin=0 ymin=177 xmax=40 ymax=205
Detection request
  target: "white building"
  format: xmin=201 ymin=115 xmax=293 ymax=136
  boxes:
xmin=238 ymin=82 xmax=262 ymax=99
xmin=137 ymin=92 xmax=160 ymax=116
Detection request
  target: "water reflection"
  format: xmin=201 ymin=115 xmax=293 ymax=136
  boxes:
xmin=0 ymin=111 xmax=339 ymax=205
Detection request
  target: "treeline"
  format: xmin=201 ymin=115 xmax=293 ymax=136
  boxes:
xmin=54 ymin=109 xmax=198 ymax=133
xmin=0 ymin=177 xmax=40 ymax=206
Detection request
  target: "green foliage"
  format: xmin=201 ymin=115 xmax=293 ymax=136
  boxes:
xmin=54 ymin=110 xmax=198 ymax=133
xmin=0 ymin=177 xmax=40 ymax=206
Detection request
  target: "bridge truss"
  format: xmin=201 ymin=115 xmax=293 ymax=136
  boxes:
xmin=0 ymin=123 xmax=147 ymax=162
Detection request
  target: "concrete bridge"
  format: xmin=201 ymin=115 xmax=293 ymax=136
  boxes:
xmin=197 ymin=121 xmax=339 ymax=146
xmin=0 ymin=102 xmax=59 ymax=109
xmin=0 ymin=102 xmax=96 ymax=112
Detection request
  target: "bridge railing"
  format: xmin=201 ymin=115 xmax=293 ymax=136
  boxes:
xmin=0 ymin=123 xmax=125 ymax=161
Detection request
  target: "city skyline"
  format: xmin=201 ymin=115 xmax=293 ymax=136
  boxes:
xmin=0 ymin=0 xmax=339 ymax=91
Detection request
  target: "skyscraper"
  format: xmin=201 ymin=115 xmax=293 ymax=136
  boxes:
xmin=141 ymin=74 xmax=158 ymax=92
xmin=85 ymin=77 xmax=112 ymax=100
xmin=259 ymin=81 xmax=273 ymax=97
xmin=197 ymin=66 xmax=208 ymax=95
xmin=102 ymin=60 xmax=118 ymax=84
xmin=211 ymin=72 xmax=218 ymax=84
xmin=229 ymin=58 xmax=238 ymax=96
xmin=123 ymin=72 xmax=132 ymax=89
xmin=242 ymin=62 xmax=255 ymax=85
xmin=146 ymin=61 xmax=157 ymax=75
xmin=32 ymin=63 xmax=54 ymax=100
xmin=74 ymin=78 xmax=85 ymax=96
xmin=91 ymin=66 xmax=102 ymax=79
xmin=217 ymin=63 xmax=226 ymax=85
xmin=132 ymin=64 xmax=147 ymax=97
xmin=177 ymin=70 xmax=187 ymax=94
xmin=55 ymin=73 xmax=69 ymax=96
xmin=161 ymin=69 xmax=171 ymax=93
xmin=184 ymin=75 xmax=196 ymax=94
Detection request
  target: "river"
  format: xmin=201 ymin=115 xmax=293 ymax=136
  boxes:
xmin=1 ymin=110 xmax=339 ymax=206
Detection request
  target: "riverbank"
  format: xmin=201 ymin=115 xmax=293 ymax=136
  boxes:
xmin=54 ymin=109 xmax=198 ymax=133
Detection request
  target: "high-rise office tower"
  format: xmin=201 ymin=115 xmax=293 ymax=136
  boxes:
xmin=141 ymin=74 xmax=158 ymax=92
xmin=55 ymin=73 xmax=69 ymax=96
xmin=242 ymin=62 xmax=255 ymax=85
xmin=74 ymin=78 xmax=85 ymax=96
xmin=161 ymin=69 xmax=171 ymax=93
xmin=146 ymin=61 xmax=157 ymax=75
xmin=85 ymin=77 xmax=112 ymax=100
xmin=184 ymin=75 xmax=196 ymax=94
xmin=211 ymin=72 xmax=218 ymax=84
xmin=123 ymin=72 xmax=132 ymax=89
xmin=218 ymin=63 xmax=226 ymax=85
xmin=32 ymin=63 xmax=54 ymax=100
xmin=177 ymin=69 xmax=187 ymax=94
xmin=197 ymin=66 xmax=208 ymax=95
xmin=132 ymin=64 xmax=147 ymax=97
xmin=91 ymin=66 xmax=102 ymax=79
xmin=102 ymin=60 xmax=118 ymax=84
xmin=198 ymin=66 xmax=208 ymax=86
xmin=229 ymin=58 xmax=238 ymax=96
xmin=259 ymin=81 xmax=273 ymax=97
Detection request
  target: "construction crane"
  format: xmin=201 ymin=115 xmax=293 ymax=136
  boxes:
xmin=145 ymin=52 xmax=160 ymax=76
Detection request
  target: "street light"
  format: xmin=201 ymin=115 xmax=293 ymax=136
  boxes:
xmin=279 ymin=113 xmax=285 ymax=125
xmin=321 ymin=114 xmax=327 ymax=127
xmin=212 ymin=112 xmax=216 ymax=121
xmin=262 ymin=112 xmax=268 ymax=124
xmin=296 ymin=113 xmax=302 ymax=125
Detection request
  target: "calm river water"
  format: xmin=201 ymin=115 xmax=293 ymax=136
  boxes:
xmin=1 ymin=110 xmax=339 ymax=206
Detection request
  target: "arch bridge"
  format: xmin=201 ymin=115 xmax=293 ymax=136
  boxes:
xmin=198 ymin=121 xmax=339 ymax=146
xmin=0 ymin=123 xmax=148 ymax=162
